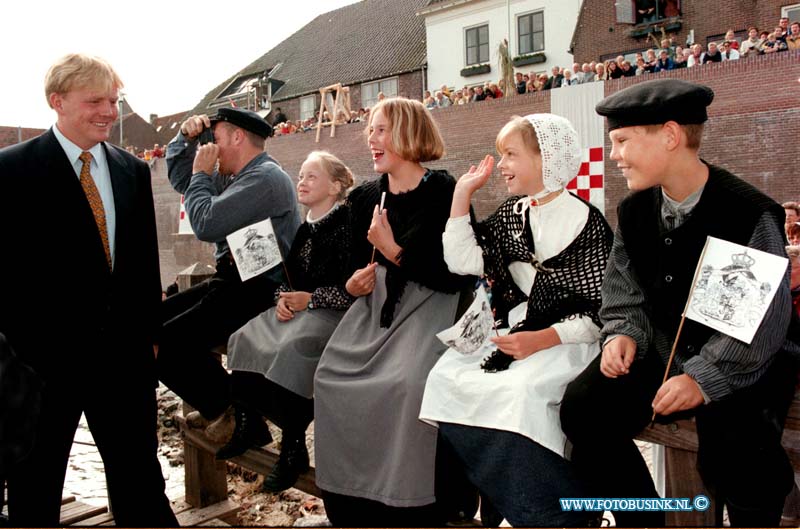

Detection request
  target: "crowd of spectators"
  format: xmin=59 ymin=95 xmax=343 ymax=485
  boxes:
xmin=268 ymin=16 xmax=799 ymax=130
xmin=272 ymin=106 xmax=373 ymax=137
xmin=419 ymin=15 xmax=799 ymax=108
xmin=124 ymin=143 xmax=165 ymax=161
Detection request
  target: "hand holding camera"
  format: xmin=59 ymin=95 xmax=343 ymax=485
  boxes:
xmin=180 ymin=114 xmax=212 ymax=140
xmin=192 ymin=143 xmax=219 ymax=175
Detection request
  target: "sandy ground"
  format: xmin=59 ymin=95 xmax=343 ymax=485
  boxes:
xmin=64 ymin=384 xmax=328 ymax=527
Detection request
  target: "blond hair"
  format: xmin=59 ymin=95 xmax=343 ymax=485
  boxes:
xmin=367 ymin=98 xmax=445 ymax=162
xmin=305 ymin=150 xmax=354 ymax=201
xmin=495 ymin=116 xmax=540 ymax=155
xmin=45 ymin=53 xmax=123 ymax=107
xmin=786 ymin=245 xmax=800 ymax=261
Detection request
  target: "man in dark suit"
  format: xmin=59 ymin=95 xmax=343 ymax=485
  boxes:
xmin=0 ymin=53 xmax=177 ymax=527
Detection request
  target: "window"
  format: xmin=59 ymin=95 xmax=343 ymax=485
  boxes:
xmin=620 ymin=0 xmax=682 ymax=24
xmin=783 ymin=4 xmax=800 ymax=23
xmin=518 ymin=12 xmax=545 ymax=55
xmin=465 ymin=24 xmax=489 ymax=66
xmin=361 ymin=77 xmax=398 ymax=108
xmin=216 ymin=73 xmax=261 ymax=99
xmin=300 ymin=95 xmax=316 ymax=121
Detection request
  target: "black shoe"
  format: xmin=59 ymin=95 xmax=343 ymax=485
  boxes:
xmin=479 ymin=494 xmax=503 ymax=527
xmin=262 ymin=435 xmax=309 ymax=493
xmin=215 ymin=405 xmax=272 ymax=460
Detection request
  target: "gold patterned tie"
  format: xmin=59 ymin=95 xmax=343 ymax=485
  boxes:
xmin=78 ymin=152 xmax=112 ymax=269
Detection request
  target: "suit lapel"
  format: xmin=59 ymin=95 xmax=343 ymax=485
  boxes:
xmin=104 ymin=143 xmax=132 ymax=273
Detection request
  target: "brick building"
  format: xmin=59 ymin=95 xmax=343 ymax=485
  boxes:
xmin=188 ymin=0 xmax=429 ymax=125
xmin=571 ymin=0 xmax=800 ymax=63
xmin=251 ymin=51 xmax=800 ymax=228
xmin=0 ymin=126 xmax=46 ymax=149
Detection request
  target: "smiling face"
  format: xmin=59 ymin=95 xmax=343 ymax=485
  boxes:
xmin=297 ymin=156 xmax=340 ymax=208
xmin=367 ymin=106 xmax=404 ymax=174
xmin=609 ymin=126 xmax=668 ymax=191
xmin=496 ymin=129 xmax=543 ymax=196
xmin=50 ymin=84 xmax=119 ymax=150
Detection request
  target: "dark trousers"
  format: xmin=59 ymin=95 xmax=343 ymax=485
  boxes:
xmin=230 ymin=370 xmax=313 ymax=439
xmin=6 ymin=371 xmax=177 ymax=527
xmin=560 ymin=350 xmax=797 ymax=527
xmin=439 ymin=422 xmax=594 ymax=527
xmin=157 ymin=262 xmax=279 ymax=419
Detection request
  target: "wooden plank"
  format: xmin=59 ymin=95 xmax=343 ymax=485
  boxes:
xmin=176 ymin=498 xmax=239 ymax=527
xmin=180 ymin=417 xmax=321 ymax=497
xmin=60 ymin=501 xmax=108 ymax=526
xmin=62 ymin=495 xmax=77 ymax=505
xmin=663 ymin=447 xmax=718 ymax=527
xmin=198 ymin=519 xmax=231 ymax=527
xmin=76 ymin=511 xmax=115 ymax=527
xmin=635 ymin=419 xmax=699 ymax=452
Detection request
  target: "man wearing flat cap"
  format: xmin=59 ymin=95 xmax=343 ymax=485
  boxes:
xmin=560 ymin=79 xmax=798 ymax=527
xmin=158 ymin=109 xmax=301 ymax=448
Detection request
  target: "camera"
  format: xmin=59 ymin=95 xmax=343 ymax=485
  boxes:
xmin=198 ymin=126 xmax=215 ymax=145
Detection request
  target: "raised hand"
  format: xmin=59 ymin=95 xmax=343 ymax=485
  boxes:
xmin=451 ymin=155 xmax=495 ymax=217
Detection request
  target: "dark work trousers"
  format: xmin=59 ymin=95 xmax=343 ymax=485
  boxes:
xmin=6 ymin=367 xmax=177 ymax=527
xmin=320 ymin=433 xmax=477 ymax=528
xmin=560 ymin=350 xmax=797 ymax=528
xmin=439 ymin=422 xmax=595 ymax=527
xmin=230 ymin=370 xmax=313 ymax=440
xmin=157 ymin=258 xmax=279 ymax=420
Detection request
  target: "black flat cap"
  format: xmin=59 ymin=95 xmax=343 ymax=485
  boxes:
xmin=596 ymin=79 xmax=714 ymax=131
xmin=210 ymin=107 xmax=273 ymax=138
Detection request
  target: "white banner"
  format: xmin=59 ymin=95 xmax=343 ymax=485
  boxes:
xmin=550 ymin=82 xmax=606 ymax=213
xmin=178 ymin=195 xmax=194 ymax=235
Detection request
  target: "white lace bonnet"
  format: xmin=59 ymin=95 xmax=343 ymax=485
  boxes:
xmin=523 ymin=113 xmax=582 ymax=193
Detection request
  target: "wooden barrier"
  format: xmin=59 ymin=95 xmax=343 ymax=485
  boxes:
xmin=636 ymin=388 xmax=800 ymax=526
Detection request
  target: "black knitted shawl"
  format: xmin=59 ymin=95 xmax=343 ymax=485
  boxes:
xmin=275 ymin=204 xmax=355 ymax=310
xmin=346 ymin=170 xmax=475 ymax=327
xmin=475 ymin=194 xmax=613 ymax=371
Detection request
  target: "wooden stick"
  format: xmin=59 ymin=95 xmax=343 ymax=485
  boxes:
xmin=370 ymin=191 xmax=387 ymax=264
xmin=281 ymin=261 xmax=294 ymax=291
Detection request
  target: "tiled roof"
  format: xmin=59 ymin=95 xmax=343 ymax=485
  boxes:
xmin=110 ymin=113 xmax=163 ymax=151
xmin=151 ymin=110 xmax=189 ymax=146
xmin=191 ymin=0 xmax=428 ymax=112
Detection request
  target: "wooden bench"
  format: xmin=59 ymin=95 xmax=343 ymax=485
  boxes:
xmin=175 ymin=265 xmax=320 ymax=510
xmin=636 ymin=388 xmax=800 ymax=526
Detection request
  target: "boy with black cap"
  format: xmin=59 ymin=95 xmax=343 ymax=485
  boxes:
xmin=560 ymin=78 xmax=798 ymax=527
xmin=157 ymin=108 xmax=301 ymax=450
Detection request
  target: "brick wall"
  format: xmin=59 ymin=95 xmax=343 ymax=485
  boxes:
xmin=162 ymin=52 xmax=799 ymax=278
xmin=0 ymin=126 xmax=46 ymax=149
xmin=572 ymin=0 xmax=790 ymax=63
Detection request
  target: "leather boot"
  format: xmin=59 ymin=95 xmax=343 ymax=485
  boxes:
xmin=215 ymin=405 xmax=272 ymax=460
xmin=262 ymin=433 xmax=309 ymax=493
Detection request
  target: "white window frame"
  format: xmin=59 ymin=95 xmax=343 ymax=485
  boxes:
xmin=464 ymin=23 xmax=490 ymax=66
xmin=517 ymin=10 xmax=545 ymax=56
xmin=300 ymin=95 xmax=316 ymax=121
xmin=361 ymin=77 xmax=398 ymax=108
xmin=782 ymin=3 xmax=800 ymax=21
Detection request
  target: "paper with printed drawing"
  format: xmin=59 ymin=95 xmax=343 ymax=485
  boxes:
xmin=225 ymin=218 xmax=282 ymax=282
xmin=684 ymin=236 xmax=788 ymax=344
xmin=436 ymin=287 xmax=495 ymax=355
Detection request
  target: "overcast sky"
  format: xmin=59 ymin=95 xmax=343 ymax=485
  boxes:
xmin=0 ymin=0 xmax=360 ymax=129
